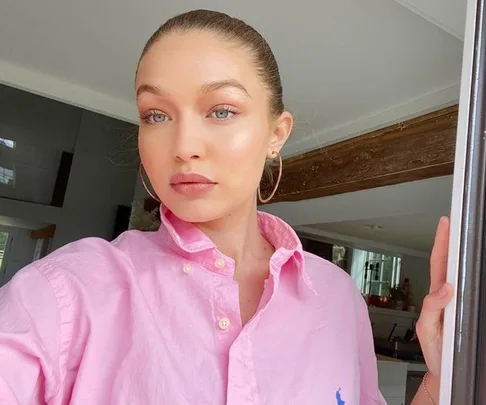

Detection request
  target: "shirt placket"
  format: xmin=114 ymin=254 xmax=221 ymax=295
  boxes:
xmin=204 ymin=252 xmax=241 ymax=343
xmin=205 ymin=254 xmax=254 ymax=404
xmin=202 ymin=249 xmax=291 ymax=405
xmin=225 ymin=261 xmax=284 ymax=405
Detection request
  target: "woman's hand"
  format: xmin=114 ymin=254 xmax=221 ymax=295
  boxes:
xmin=416 ymin=216 xmax=454 ymax=379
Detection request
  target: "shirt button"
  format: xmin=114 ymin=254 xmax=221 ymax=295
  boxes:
xmin=214 ymin=258 xmax=226 ymax=269
xmin=218 ymin=317 xmax=231 ymax=330
xmin=183 ymin=264 xmax=192 ymax=274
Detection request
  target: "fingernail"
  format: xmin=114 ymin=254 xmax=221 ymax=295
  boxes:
xmin=439 ymin=284 xmax=449 ymax=298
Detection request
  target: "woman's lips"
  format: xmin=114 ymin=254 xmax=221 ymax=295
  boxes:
xmin=169 ymin=173 xmax=216 ymax=196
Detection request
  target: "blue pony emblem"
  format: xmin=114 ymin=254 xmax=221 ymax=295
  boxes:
xmin=335 ymin=388 xmax=346 ymax=405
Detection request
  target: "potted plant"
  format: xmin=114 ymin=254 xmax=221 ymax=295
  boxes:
xmin=388 ymin=285 xmax=406 ymax=310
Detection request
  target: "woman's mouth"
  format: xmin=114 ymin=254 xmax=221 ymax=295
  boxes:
xmin=169 ymin=173 xmax=217 ymax=196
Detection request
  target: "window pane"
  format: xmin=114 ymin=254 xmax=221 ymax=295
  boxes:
xmin=0 ymin=138 xmax=15 ymax=148
xmin=350 ymin=248 xmax=402 ymax=305
xmin=0 ymin=138 xmax=64 ymax=204
xmin=0 ymin=166 xmax=14 ymax=185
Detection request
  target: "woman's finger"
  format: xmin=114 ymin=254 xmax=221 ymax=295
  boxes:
xmin=429 ymin=216 xmax=450 ymax=294
xmin=416 ymin=283 xmax=453 ymax=338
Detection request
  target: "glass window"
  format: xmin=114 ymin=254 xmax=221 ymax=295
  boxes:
xmin=350 ymin=248 xmax=401 ymax=297
xmin=0 ymin=166 xmax=14 ymax=185
xmin=0 ymin=138 xmax=15 ymax=148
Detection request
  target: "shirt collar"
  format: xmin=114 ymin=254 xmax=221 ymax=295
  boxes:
xmin=157 ymin=205 xmax=317 ymax=296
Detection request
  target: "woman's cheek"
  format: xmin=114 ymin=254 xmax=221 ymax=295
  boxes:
xmin=221 ymin=124 xmax=267 ymax=160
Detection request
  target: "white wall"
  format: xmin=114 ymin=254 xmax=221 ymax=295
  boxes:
xmin=262 ymin=176 xmax=453 ymax=228
xmin=400 ymin=254 xmax=430 ymax=311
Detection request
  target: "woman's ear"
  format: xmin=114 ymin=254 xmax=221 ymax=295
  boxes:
xmin=268 ymin=111 xmax=293 ymax=157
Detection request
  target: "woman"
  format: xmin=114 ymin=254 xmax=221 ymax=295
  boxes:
xmin=0 ymin=9 xmax=453 ymax=405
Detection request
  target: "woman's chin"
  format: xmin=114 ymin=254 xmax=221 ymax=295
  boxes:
xmin=166 ymin=200 xmax=226 ymax=224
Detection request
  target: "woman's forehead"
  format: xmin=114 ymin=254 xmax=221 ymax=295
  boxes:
xmin=135 ymin=31 xmax=261 ymax=93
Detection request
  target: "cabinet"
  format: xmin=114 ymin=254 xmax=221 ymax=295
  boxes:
xmin=377 ymin=359 xmax=408 ymax=405
xmin=405 ymin=371 xmax=426 ymax=405
xmin=385 ymin=399 xmax=404 ymax=405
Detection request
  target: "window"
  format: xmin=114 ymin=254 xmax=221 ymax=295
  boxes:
xmin=350 ymin=248 xmax=401 ymax=296
xmin=0 ymin=166 xmax=14 ymax=185
xmin=0 ymin=137 xmax=15 ymax=148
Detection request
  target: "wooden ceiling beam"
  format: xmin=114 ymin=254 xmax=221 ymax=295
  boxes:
xmin=261 ymin=105 xmax=458 ymax=204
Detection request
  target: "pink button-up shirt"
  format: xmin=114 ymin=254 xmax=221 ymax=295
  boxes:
xmin=0 ymin=208 xmax=385 ymax=405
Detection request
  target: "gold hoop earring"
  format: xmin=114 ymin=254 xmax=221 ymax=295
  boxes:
xmin=258 ymin=151 xmax=282 ymax=204
xmin=139 ymin=164 xmax=161 ymax=203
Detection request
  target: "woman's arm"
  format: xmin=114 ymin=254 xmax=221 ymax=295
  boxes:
xmin=0 ymin=266 xmax=62 ymax=404
xmin=411 ymin=217 xmax=454 ymax=405
xmin=411 ymin=373 xmax=440 ymax=405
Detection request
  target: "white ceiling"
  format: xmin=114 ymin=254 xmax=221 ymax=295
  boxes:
xmin=262 ymin=176 xmax=453 ymax=256
xmin=309 ymin=212 xmax=446 ymax=254
xmin=0 ymin=0 xmax=465 ymax=156
xmin=393 ymin=0 xmax=468 ymax=39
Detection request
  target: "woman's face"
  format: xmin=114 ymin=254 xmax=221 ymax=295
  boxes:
xmin=135 ymin=30 xmax=292 ymax=223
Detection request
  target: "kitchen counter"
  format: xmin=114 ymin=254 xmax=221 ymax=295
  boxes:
xmin=406 ymin=360 xmax=428 ymax=373
xmin=376 ymin=354 xmax=428 ymax=372
xmin=376 ymin=354 xmax=403 ymax=363
xmin=376 ymin=355 xmax=409 ymax=404
xmin=376 ymin=354 xmax=427 ymax=404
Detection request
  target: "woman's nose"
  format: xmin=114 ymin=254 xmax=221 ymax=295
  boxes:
xmin=172 ymin=119 xmax=206 ymax=162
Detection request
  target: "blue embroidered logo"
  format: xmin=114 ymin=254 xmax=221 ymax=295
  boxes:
xmin=335 ymin=388 xmax=345 ymax=405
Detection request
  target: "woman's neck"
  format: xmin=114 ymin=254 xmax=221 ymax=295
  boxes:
xmin=195 ymin=200 xmax=274 ymax=267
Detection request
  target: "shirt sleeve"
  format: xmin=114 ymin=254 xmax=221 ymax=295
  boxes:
xmin=0 ymin=265 xmax=62 ymax=404
xmin=356 ymin=295 xmax=388 ymax=405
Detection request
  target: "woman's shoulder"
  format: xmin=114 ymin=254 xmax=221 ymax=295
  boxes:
xmin=24 ymin=230 xmax=165 ymax=287
xmin=49 ymin=229 xmax=162 ymax=260
xmin=303 ymin=250 xmax=355 ymax=289
xmin=302 ymin=250 xmax=366 ymax=315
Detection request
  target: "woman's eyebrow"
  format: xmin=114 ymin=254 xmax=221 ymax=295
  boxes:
xmin=136 ymin=84 xmax=164 ymax=99
xmin=136 ymin=79 xmax=251 ymax=99
xmin=200 ymin=80 xmax=251 ymax=98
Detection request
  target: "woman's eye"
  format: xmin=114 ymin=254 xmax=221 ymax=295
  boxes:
xmin=141 ymin=111 xmax=169 ymax=124
xmin=210 ymin=107 xmax=237 ymax=121
xmin=152 ymin=113 xmax=168 ymax=123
